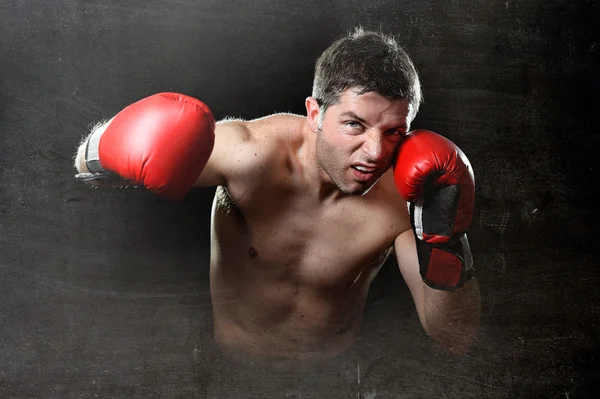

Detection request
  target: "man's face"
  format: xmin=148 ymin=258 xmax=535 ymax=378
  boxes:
xmin=315 ymin=89 xmax=412 ymax=195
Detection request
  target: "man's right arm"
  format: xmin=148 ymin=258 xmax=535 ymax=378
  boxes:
xmin=192 ymin=119 xmax=253 ymax=188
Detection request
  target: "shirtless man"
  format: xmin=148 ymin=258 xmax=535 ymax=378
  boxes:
xmin=74 ymin=29 xmax=481 ymax=362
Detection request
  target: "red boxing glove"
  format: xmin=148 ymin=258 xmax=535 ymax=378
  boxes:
xmin=80 ymin=92 xmax=215 ymax=201
xmin=394 ymin=129 xmax=475 ymax=290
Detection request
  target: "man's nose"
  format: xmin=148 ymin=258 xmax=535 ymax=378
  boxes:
xmin=362 ymin=132 xmax=386 ymax=162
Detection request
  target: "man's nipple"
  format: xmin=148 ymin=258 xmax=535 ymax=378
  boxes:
xmin=248 ymin=246 xmax=258 ymax=258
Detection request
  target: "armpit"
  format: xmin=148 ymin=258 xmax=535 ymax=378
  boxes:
xmin=214 ymin=185 xmax=239 ymax=215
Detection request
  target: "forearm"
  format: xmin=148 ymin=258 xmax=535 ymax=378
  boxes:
xmin=422 ymin=277 xmax=481 ymax=354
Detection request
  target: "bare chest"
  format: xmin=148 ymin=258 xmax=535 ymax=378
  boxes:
xmin=212 ymin=180 xmax=408 ymax=288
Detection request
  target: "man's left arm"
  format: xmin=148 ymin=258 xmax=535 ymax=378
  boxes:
xmin=392 ymin=129 xmax=482 ymax=354
xmin=395 ymin=229 xmax=481 ymax=354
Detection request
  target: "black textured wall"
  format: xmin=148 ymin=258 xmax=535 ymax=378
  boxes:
xmin=1 ymin=0 xmax=598 ymax=397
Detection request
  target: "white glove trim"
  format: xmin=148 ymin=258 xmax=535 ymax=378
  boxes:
xmin=85 ymin=118 xmax=113 ymax=173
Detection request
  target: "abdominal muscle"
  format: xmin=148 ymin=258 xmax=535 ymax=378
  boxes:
xmin=208 ymin=186 xmax=395 ymax=360
xmin=210 ymin=272 xmax=367 ymax=360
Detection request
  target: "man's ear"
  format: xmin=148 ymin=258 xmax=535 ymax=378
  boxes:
xmin=305 ymin=97 xmax=321 ymax=133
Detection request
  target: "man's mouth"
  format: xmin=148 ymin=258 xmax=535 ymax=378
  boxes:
xmin=351 ymin=165 xmax=377 ymax=180
xmin=351 ymin=164 xmax=376 ymax=173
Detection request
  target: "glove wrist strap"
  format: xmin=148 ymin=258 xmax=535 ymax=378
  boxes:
xmin=75 ymin=119 xmax=123 ymax=183
xmin=416 ymin=232 xmax=474 ymax=291
xmin=85 ymin=121 xmax=108 ymax=173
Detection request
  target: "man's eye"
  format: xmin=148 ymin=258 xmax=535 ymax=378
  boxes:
xmin=385 ymin=129 xmax=404 ymax=137
xmin=346 ymin=121 xmax=360 ymax=128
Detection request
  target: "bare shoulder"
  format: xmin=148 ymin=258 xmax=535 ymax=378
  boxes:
xmin=217 ymin=113 xmax=305 ymax=147
xmin=246 ymin=113 xmax=306 ymax=144
xmin=194 ymin=113 xmax=305 ymax=187
xmin=193 ymin=117 xmax=252 ymax=187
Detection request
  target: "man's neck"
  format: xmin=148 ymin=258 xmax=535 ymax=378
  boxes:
xmin=299 ymin=120 xmax=350 ymax=203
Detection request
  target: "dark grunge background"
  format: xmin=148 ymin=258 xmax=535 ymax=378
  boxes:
xmin=1 ymin=0 xmax=598 ymax=397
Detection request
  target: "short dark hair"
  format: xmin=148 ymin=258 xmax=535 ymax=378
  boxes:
xmin=312 ymin=27 xmax=422 ymax=121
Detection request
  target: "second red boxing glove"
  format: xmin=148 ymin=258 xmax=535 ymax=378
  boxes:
xmin=393 ymin=129 xmax=475 ymax=290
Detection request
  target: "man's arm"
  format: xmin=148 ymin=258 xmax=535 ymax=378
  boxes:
xmin=75 ymin=117 xmax=256 ymax=192
xmin=395 ymin=226 xmax=481 ymax=354
xmin=192 ymin=119 xmax=253 ymax=187
xmin=392 ymin=129 xmax=481 ymax=353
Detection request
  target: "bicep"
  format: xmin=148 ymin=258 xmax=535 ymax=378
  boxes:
xmin=395 ymin=229 xmax=428 ymax=330
xmin=193 ymin=120 xmax=253 ymax=187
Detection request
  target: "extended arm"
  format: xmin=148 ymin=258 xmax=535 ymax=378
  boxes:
xmin=73 ymin=93 xmax=260 ymax=198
